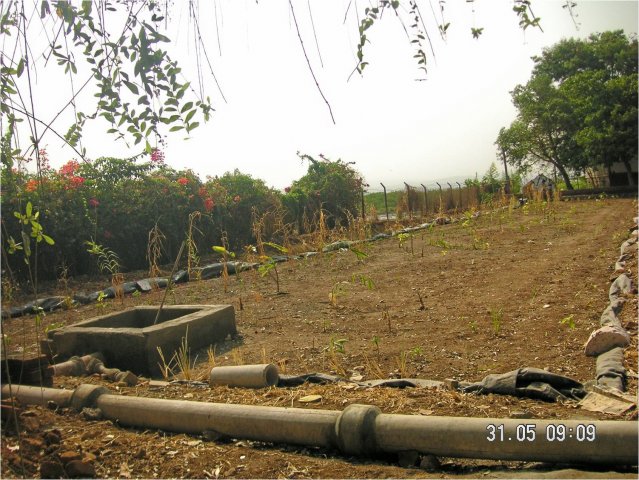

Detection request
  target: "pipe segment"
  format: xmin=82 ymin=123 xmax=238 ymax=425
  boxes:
xmin=209 ymin=364 xmax=279 ymax=389
xmin=2 ymin=384 xmax=637 ymax=466
xmin=372 ymin=414 xmax=638 ymax=465
xmin=1 ymin=384 xmax=74 ymax=408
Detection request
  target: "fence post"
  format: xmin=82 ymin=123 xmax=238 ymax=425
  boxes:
xmin=361 ymin=187 xmax=366 ymax=220
xmin=456 ymin=182 xmax=462 ymax=209
xmin=380 ymin=183 xmax=389 ymax=221
xmin=404 ymin=182 xmax=412 ymax=220
xmin=420 ymin=184 xmax=428 ymax=216
xmin=436 ymin=182 xmax=443 ymax=213
xmin=447 ymin=182 xmax=454 ymax=210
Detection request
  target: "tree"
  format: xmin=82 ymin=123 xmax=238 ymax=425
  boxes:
xmin=497 ymin=30 xmax=638 ymax=189
xmin=285 ymin=153 xmax=364 ymax=231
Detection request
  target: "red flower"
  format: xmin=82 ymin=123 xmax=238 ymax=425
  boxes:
xmin=88 ymin=198 xmax=100 ymax=207
xmin=59 ymin=160 xmax=80 ymax=176
xmin=204 ymin=197 xmax=214 ymax=212
xmin=25 ymin=179 xmax=39 ymax=192
xmin=233 ymin=195 xmax=241 ymax=203
xmin=284 ymin=186 xmax=291 ymax=193
xmin=64 ymin=176 xmax=85 ymax=190
xmin=177 ymin=177 xmax=189 ymax=186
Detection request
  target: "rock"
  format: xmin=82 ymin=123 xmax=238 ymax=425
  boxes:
xmin=40 ymin=459 xmax=65 ymax=478
xmin=584 ymin=325 xmax=631 ymax=357
xmin=83 ymin=453 xmax=97 ymax=463
xmin=397 ymin=450 xmax=420 ymax=468
xmin=59 ymin=451 xmax=82 ymax=464
xmin=298 ymin=395 xmax=322 ymax=403
xmin=510 ymin=410 xmax=534 ymax=419
xmin=65 ymin=459 xmax=96 ymax=478
xmin=43 ymin=429 xmax=62 ymax=446
xmin=20 ymin=416 xmax=40 ymax=432
xmin=419 ymin=454 xmax=441 ymax=472
xmin=81 ymin=407 xmax=103 ymax=421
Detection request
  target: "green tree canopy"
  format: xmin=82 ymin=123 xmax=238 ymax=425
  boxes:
xmin=496 ymin=30 xmax=638 ymax=189
xmin=285 ymin=153 xmax=364 ymax=231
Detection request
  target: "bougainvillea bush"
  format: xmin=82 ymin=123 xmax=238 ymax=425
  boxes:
xmin=1 ymin=153 xmax=282 ymax=282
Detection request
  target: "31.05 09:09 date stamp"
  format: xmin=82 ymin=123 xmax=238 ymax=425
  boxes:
xmin=486 ymin=423 xmax=596 ymax=442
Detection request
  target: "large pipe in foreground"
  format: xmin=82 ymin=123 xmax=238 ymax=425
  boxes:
xmin=2 ymin=384 xmax=636 ymax=465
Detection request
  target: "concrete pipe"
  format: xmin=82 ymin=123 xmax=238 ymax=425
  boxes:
xmin=1 ymin=384 xmax=73 ymax=408
xmin=1 ymin=384 xmax=637 ymax=466
xmin=209 ymin=364 xmax=279 ymax=389
xmin=371 ymin=411 xmax=638 ymax=465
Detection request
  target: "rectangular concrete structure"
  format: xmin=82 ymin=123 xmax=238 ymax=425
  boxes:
xmin=49 ymin=305 xmax=236 ymax=377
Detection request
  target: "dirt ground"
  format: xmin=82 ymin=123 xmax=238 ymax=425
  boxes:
xmin=1 ymin=197 xmax=638 ymax=478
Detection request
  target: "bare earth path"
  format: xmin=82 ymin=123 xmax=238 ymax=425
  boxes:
xmin=2 ymin=198 xmax=637 ymax=478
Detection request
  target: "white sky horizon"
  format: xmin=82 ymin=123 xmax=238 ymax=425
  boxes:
xmin=10 ymin=0 xmax=639 ymax=192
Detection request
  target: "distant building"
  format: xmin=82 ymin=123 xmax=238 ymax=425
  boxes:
xmin=578 ymin=156 xmax=638 ymax=188
xmin=523 ymin=174 xmax=555 ymax=199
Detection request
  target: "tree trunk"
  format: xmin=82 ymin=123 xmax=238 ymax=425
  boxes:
xmin=555 ymin=163 xmax=574 ymax=190
xmin=622 ymin=159 xmax=637 ymax=186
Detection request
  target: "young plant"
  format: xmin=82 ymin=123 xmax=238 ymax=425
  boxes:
xmin=490 ymin=308 xmax=503 ymax=335
xmin=212 ymin=243 xmax=235 ymax=293
xmin=186 ymin=211 xmax=202 ymax=280
xmin=85 ymin=240 xmax=124 ymax=302
xmin=396 ymin=350 xmax=409 ymax=378
xmin=329 ymin=281 xmax=349 ymax=307
xmin=207 ymin=345 xmax=217 ymax=369
xmin=173 ymin=330 xmax=195 ymax=380
xmin=371 ymin=335 xmax=381 ymax=357
xmin=147 ymin=221 xmax=166 ymax=278
xmin=156 ymin=346 xmax=176 ymax=380
xmin=257 ymin=242 xmax=288 ymax=294
xmin=560 ymin=314 xmax=576 ymax=330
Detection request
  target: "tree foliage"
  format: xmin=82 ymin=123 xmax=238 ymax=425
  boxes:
xmin=285 ymin=153 xmax=364 ymax=230
xmin=497 ymin=30 xmax=638 ymax=189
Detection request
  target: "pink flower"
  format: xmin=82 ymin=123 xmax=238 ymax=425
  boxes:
xmin=150 ymin=148 xmax=165 ymax=164
xmin=177 ymin=177 xmax=189 ymax=186
xmin=89 ymin=198 xmax=100 ymax=207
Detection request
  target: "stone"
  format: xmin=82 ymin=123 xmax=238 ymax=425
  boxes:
xmin=81 ymin=407 xmax=103 ymax=421
xmin=419 ymin=454 xmax=441 ymax=472
xmin=43 ymin=429 xmax=62 ymax=446
xmin=59 ymin=451 xmax=82 ymax=464
xmin=584 ymin=325 xmax=631 ymax=357
xmin=20 ymin=416 xmax=40 ymax=432
xmin=397 ymin=450 xmax=420 ymax=468
xmin=510 ymin=410 xmax=534 ymax=419
xmin=65 ymin=459 xmax=96 ymax=478
xmin=40 ymin=459 xmax=65 ymax=478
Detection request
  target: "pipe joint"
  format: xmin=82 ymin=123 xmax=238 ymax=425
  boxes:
xmin=70 ymin=384 xmax=110 ymax=411
xmin=335 ymin=404 xmax=381 ymax=456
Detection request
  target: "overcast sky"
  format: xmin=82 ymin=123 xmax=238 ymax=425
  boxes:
xmin=16 ymin=1 xmax=639 ymax=191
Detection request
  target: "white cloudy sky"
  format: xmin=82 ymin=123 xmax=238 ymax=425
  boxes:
xmin=13 ymin=1 xmax=639 ymax=191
